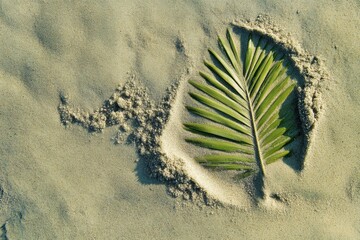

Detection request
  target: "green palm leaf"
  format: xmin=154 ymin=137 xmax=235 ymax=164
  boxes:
xmin=184 ymin=29 xmax=301 ymax=179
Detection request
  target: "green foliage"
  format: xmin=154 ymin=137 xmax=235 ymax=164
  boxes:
xmin=184 ymin=29 xmax=300 ymax=178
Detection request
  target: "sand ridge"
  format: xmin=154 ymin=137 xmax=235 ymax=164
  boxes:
xmin=58 ymin=72 xmax=217 ymax=205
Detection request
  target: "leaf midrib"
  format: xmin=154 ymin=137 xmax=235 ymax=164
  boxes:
xmin=243 ymin=79 xmax=267 ymax=177
xmin=214 ymin=35 xmax=267 ymax=176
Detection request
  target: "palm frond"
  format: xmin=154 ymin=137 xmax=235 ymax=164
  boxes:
xmin=184 ymin=29 xmax=301 ymax=179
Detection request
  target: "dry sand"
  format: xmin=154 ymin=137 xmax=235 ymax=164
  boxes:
xmin=1 ymin=0 xmax=360 ymax=239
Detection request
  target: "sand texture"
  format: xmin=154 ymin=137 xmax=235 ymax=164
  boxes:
xmin=1 ymin=1 xmax=360 ymax=239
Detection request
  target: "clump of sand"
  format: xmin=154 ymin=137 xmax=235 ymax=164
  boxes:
xmin=58 ymin=73 xmax=217 ymax=205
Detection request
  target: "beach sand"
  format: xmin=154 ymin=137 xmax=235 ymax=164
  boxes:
xmin=0 ymin=1 xmax=360 ymax=239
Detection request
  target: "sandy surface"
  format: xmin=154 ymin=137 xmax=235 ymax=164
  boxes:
xmin=1 ymin=0 xmax=360 ymax=239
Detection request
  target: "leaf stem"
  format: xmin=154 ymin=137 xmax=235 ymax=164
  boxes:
xmin=244 ymin=83 xmax=266 ymax=177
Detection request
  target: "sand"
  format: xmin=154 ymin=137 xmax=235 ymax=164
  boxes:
xmin=1 ymin=0 xmax=360 ymax=239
